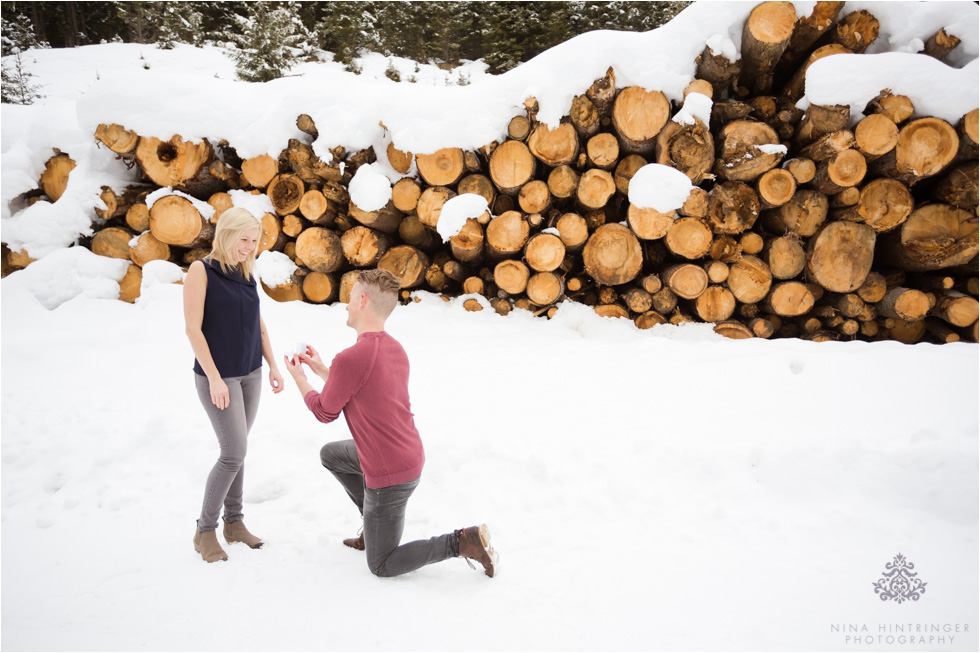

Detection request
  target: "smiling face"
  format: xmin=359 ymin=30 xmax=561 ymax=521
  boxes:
xmin=235 ymin=228 xmax=260 ymax=262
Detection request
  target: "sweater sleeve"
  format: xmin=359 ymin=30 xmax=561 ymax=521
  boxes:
xmin=302 ymin=348 xmax=367 ymax=423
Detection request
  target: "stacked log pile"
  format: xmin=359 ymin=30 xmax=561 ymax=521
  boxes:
xmin=3 ymin=1 xmax=978 ymax=344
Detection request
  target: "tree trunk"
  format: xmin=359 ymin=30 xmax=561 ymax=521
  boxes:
xmin=783 ymin=157 xmax=816 ymax=184
xmin=808 ymin=148 xmax=867 ymax=195
xmin=95 ymin=123 xmax=139 ymax=156
xmin=555 ymin=212 xmax=589 ymax=252
xmin=695 ymin=285 xmax=736 ymax=321
xmin=377 ymin=245 xmax=430 ymax=289
xmin=583 ymin=223 xmax=643 ymax=286
xmin=807 ymin=221 xmax=876 ymax=292
xmin=415 ymin=147 xmax=464 ymax=187
xmin=91 ymin=226 xmax=134 ymax=260
xmin=878 ymin=287 xmax=931 ymax=320
xmin=576 ymin=169 xmax=616 ymax=211
xmin=627 ymin=204 xmax=674 ymax=240
xmin=793 ymin=104 xmax=850 ymax=147
xmin=727 ymin=254 xmax=773 ymax=303
xmin=738 ymin=1 xmax=797 ymax=94
xmin=854 ymin=114 xmax=899 ymax=160
xmin=135 ymin=136 xmax=223 ymax=198
xmin=776 ymin=1 xmax=846 ymax=74
xmin=955 ymin=109 xmax=978 ymax=163
xmin=755 ymin=168 xmax=796 ymax=208
xmin=129 ymin=231 xmax=171 ymax=267
xmin=392 ymin=178 xmax=423 ymax=213
xmin=341 ymin=226 xmax=391 ymax=267
xmin=302 ymin=272 xmax=338 ymax=304
xmin=587 ymin=133 xmax=621 ymax=170
xmin=349 ymin=199 xmax=403 ymax=235
xmin=518 ymin=180 xmax=552 ymax=214
xmin=930 ymin=291 xmax=979 ymax=328
xmin=266 ymin=173 xmax=305 ymax=216
xmin=663 ymin=263 xmax=709 ymax=300
xmin=296 ymin=227 xmax=345 ymax=274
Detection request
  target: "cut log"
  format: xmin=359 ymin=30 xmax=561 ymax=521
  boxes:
xmin=414 ymin=187 xmax=455 ymax=232
xmin=854 ymin=114 xmax=899 ymax=159
xmin=878 ymin=287 xmax=931 ymax=321
xmin=518 ymin=180 xmax=551 ymax=215
xmin=741 ymin=231 xmax=765 ymax=254
xmin=91 ymin=227 xmax=134 ymax=260
xmin=457 ymin=174 xmax=496 ymax=207
xmin=931 ymin=162 xmax=978 ymax=212
xmin=588 ymin=67 xmax=617 ymax=116
xmin=794 ymin=104 xmax=850 ymax=147
xmin=738 ymin=1 xmax=797 ymax=94
xmin=865 ymin=91 xmax=915 ymax=125
xmin=924 ymin=317 xmax=960 ymax=343
xmin=449 ymin=218 xmax=485 ymax=264
xmin=295 ymin=227 xmax=344 ymax=274
xmin=684 ymin=79 xmax=714 ymax=100
xmin=931 ymin=291 xmax=979 ymax=328
xmin=651 ymin=286 xmax=679 ymax=314
xmin=709 ymin=235 xmax=741 ymax=262
xmin=299 ymin=189 xmax=339 ymax=225
xmin=148 ymin=195 xmax=214 ymax=247
xmin=808 ymin=148 xmax=867 ymax=195
xmin=494 ymin=259 xmax=530 ymax=295
xmin=547 ymin=165 xmax=579 ymax=201
xmin=807 ymin=221 xmax=875 ymax=292
xmin=695 ymin=286 xmax=736 ymax=321
xmin=555 ymin=212 xmax=589 ymax=252
xmin=704 ymin=260 xmax=730 ymax=284
xmin=763 ymin=281 xmax=815 ymax=316
xmin=508 ymin=115 xmax=531 ymax=141
xmin=266 ymin=173 xmax=305 ymax=216
xmin=349 ymin=199 xmax=403 ymax=235
xmin=135 ymin=136 xmax=222 ymax=198
xmin=378 ymin=245 xmax=430 ymax=289
xmin=282 ymin=214 xmax=306 ymax=238
xmin=695 ymin=44 xmax=740 ymax=99
xmin=878 ymin=204 xmax=978 ymax=271
xmin=302 ymin=272 xmax=338 ymax=304
xmin=281 ymin=139 xmax=320 ymax=185
xmin=594 ymin=304 xmax=630 ymax=319
xmin=386 ymin=141 xmax=413 ymax=174
xmin=798 ymin=130 xmax=854 ymax=162
xmin=665 ymin=217 xmax=713 ymax=259
xmin=706 ymin=181 xmax=760 ymax=234
xmin=485 ymin=211 xmax=530 ymax=259
xmin=611 ymin=87 xmax=671 ymax=154
xmin=240 ymin=153 xmax=279 ymax=189
xmin=118 ymin=264 xmax=142 ymax=304
xmin=415 ymin=148 xmax=464 ymax=186
xmin=825 ymin=9 xmax=879 ymax=53
xmin=489 ymin=140 xmax=536 ymax=195
xmin=627 ymin=204 xmax=674 ymax=240
xmin=755 ymin=167 xmax=796 ymax=208
xmin=776 ymin=1 xmax=845 ymax=73
xmin=40 ymin=152 xmax=76 ymax=202
xmin=577 ymin=169 xmax=617 ymax=211
xmin=621 ymin=286 xmax=653 ymax=313
xmin=713 ymin=320 xmax=754 ymax=339
xmin=635 ymin=310 xmax=668 ymax=329
xmin=583 ymin=223 xmax=643 ymax=286
xmin=262 ymin=275 xmax=305 ymax=303
xmin=587 ymin=133 xmax=620 ymax=170
xmin=257 ymin=213 xmax=284 ymax=255
xmin=780 ymin=43 xmax=850 ymax=104
xmin=749 ymin=316 xmax=775 ymax=338
xmin=654 ymin=118 xmax=714 ymax=184
xmin=830 ymin=187 xmax=860 ymax=208
xmin=207 ymin=192 xmax=234 ymax=224
xmin=526 ymin=271 xmax=564 ymax=306
xmin=887 ymin=319 xmax=926 ymax=344
xmin=393 ymin=214 xmax=434 ymax=251
xmin=392 ymin=178 xmax=423 ymax=214
xmin=679 ymin=187 xmax=708 ymax=218
xmin=856 ymin=272 xmax=887 ymax=304
xmin=713 ymin=120 xmax=784 ymax=182
xmin=727 ymin=255 xmax=773 ymax=303
xmin=783 ymin=157 xmax=816 ymax=184
xmin=923 ymin=27 xmax=961 ymax=61
xmin=869 ymin=117 xmax=959 ymax=185
xmin=340 ymin=226 xmax=391 ymax=267
xmin=524 ymin=232 xmax=565 ymax=272
xmin=95 ymin=123 xmax=139 ymax=155
xmin=570 ymin=94 xmax=601 ymax=139
xmin=663 ymin=263 xmax=709 ymax=300
xmin=129 ymin=231 xmax=171 ymax=268
xmin=124 ymin=203 xmax=150 ymax=233
xmin=760 ymin=189 xmax=828 ymax=236
xmin=614 ymin=154 xmax=648 ymax=195
xmin=832 ymin=178 xmax=912 ymax=233
xmin=527 ymin=121 xmax=580 ymax=167
xmin=764 ymin=234 xmax=806 ymax=280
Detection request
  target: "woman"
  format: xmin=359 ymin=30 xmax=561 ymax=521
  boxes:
xmin=183 ymin=207 xmax=284 ymax=563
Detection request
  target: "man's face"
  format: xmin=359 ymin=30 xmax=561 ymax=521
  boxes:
xmin=346 ymin=282 xmax=365 ymax=328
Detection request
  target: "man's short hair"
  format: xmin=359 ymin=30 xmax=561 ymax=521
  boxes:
xmin=356 ymin=269 xmax=400 ymax=317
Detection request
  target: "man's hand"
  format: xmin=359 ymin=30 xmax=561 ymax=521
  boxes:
xmin=297 ymin=345 xmax=330 ymax=382
xmin=283 ymin=354 xmax=316 ymax=397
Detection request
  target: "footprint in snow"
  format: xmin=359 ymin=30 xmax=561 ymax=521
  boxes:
xmin=789 ymin=360 xmax=804 ymax=375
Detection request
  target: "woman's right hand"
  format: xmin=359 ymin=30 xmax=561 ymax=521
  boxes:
xmin=298 ymin=345 xmax=329 ymax=381
xmin=209 ymin=377 xmax=230 ymax=410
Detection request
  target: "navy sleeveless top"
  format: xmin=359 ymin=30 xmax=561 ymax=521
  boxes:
xmin=192 ymin=259 xmax=263 ymax=378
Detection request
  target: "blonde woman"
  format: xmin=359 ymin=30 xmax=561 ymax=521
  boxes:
xmin=183 ymin=207 xmax=284 ymax=563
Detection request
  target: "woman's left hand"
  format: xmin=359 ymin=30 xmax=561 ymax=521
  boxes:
xmin=269 ymin=367 xmax=285 ymax=393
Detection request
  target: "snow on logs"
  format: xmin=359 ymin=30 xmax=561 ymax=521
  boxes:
xmin=4 ymin=2 xmax=977 ymax=341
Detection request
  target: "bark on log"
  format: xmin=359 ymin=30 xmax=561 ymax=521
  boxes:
xmin=923 ymin=28 xmax=961 ymax=61
xmin=776 ymin=1 xmax=846 ymax=74
xmin=824 ymin=10 xmax=879 ymax=53
xmin=780 ymin=43 xmax=851 ymax=104
xmin=877 ymin=204 xmax=978 ymax=271
xmin=695 ymin=45 xmax=740 ymax=99
xmin=956 ymin=109 xmax=979 ymax=163
xmin=738 ymin=1 xmax=797 ymax=95
xmin=583 ymin=223 xmax=643 ymax=286
xmin=416 ymin=148 xmax=464 ymax=187
xmin=930 ymin=162 xmax=978 ymax=212
xmin=930 ymin=291 xmax=979 ymax=328
xmin=807 ymin=221 xmax=876 ymax=292
xmin=611 ymin=87 xmax=671 ymax=154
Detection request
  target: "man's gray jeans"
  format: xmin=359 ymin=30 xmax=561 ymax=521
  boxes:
xmin=320 ymin=440 xmax=457 ymax=577
xmin=195 ymin=368 xmax=262 ymax=532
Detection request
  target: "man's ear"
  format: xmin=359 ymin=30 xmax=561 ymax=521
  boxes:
xmin=359 ymin=292 xmax=369 ymax=309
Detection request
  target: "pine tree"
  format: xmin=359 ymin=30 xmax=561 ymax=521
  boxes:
xmin=229 ymin=1 xmax=308 ymax=82
xmin=1 ymin=48 xmax=43 ymax=105
xmin=314 ymin=2 xmax=376 ymax=68
xmin=157 ymin=2 xmax=206 ymax=49
xmin=1 ymin=12 xmax=47 ymax=57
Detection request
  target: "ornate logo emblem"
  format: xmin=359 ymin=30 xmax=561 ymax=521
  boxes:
xmin=873 ymin=553 xmax=927 ymax=603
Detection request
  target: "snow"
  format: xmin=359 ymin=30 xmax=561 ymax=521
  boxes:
xmin=757 ymin=143 xmax=789 ymax=155
xmin=705 ymin=33 xmax=737 ymax=62
xmin=628 ymin=164 xmax=693 ymax=213
xmin=435 ymin=194 xmax=489 ymax=243
xmin=347 ymin=162 xmax=393 ymax=212
xmin=672 ymin=91 xmax=713 ymax=126
xmin=228 ymin=188 xmax=275 ymax=219
xmin=254 ymin=250 xmax=297 ymax=287
xmin=1 ymin=6 xmax=979 ymax=648
xmin=146 ymin=186 xmax=216 ymax=221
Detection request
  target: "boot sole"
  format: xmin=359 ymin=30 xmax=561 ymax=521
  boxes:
xmin=478 ymin=524 xmax=498 ymax=578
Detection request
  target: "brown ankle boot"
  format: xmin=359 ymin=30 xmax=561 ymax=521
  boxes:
xmin=194 ymin=522 xmax=228 ymax=563
xmin=223 ymin=520 xmax=263 ymax=549
xmin=455 ymin=524 xmax=497 ymax=578
xmin=343 ymin=530 xmax=365 ymax=551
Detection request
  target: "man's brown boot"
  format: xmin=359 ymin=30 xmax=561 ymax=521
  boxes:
xmin=343 ymin=530 xmax=365 ymax=551
xmin=194 ymin=522 xmax=228 ymax=563
xmin=223 ymin=520 xmax=263 ymax=549
xmin=455 ymin=524 xmax=497 ymax=578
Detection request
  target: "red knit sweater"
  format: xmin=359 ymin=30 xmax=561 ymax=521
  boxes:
xmin=304 ymin=331 xmax=425 ymax=489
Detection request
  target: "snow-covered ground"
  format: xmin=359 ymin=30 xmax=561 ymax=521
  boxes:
xmin=2 ymin=1 xmax=978 ymax=651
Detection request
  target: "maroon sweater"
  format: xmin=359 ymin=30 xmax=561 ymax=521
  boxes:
xmin=304 ymin=331 xmax=425 ymax=489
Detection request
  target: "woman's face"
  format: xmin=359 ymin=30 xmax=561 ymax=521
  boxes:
xmin=235 ymin=228 xmax=261 ymax=262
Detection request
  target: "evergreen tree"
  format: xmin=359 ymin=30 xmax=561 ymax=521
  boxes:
xmin=314 ymin=2 xmax=376 ymax=68
xmin=1 ymin=12 xmax=46 ymax=56
xmin=156 ymin=2 xmax=205 ymax=49
xmin=1 ymin=47 xmax=43 ymax=104
xmin=229 ymin=1 xmax=307 ymax=82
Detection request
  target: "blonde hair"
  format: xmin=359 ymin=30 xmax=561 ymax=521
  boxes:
xmin=207 ymin=207 xmax=262 ymax=279
xmin=356 ymin=269 xmax=400 ymax=317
